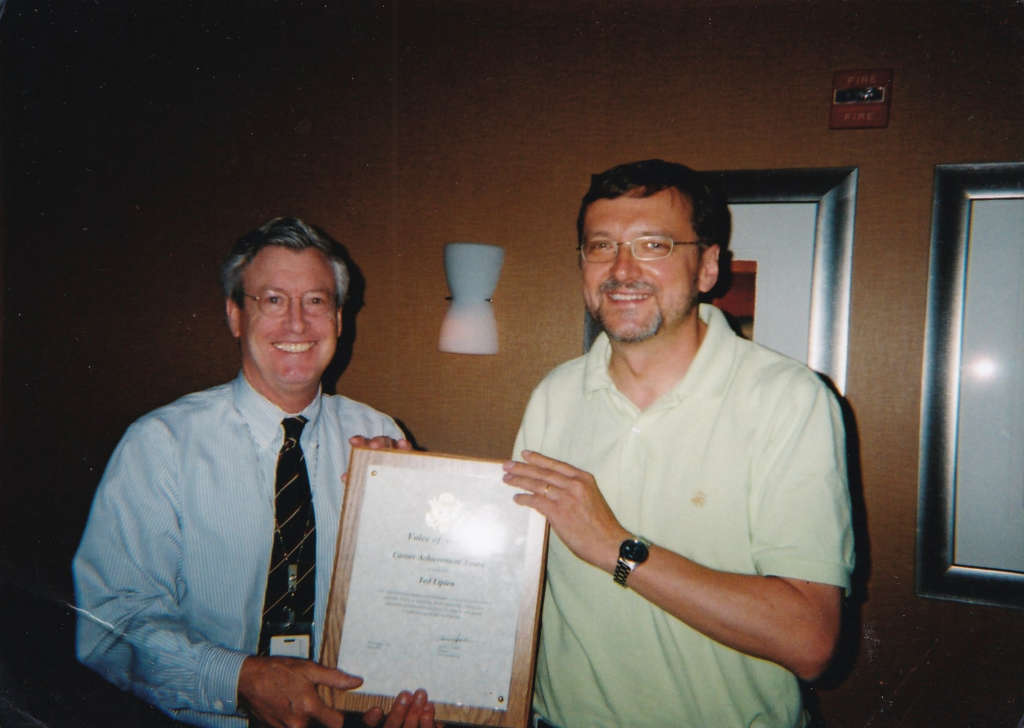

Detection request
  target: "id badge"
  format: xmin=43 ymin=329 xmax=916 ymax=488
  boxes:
xmin=269 ymin=633 xmax=311 ymax=659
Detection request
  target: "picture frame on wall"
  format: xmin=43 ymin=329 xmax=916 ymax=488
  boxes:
xmin=582 ymin=167 xmax=858 ymax=395
xmin=916 ymin=162 xmax=1024 ymax=610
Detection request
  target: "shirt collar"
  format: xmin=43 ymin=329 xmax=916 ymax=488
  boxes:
xmin=658 ymin=304 xmax=734 ymax=405
xmin=583 ymin=332 xmax=615 ymax=395
xmin=231 ymin=372 xmax=323 ymax=450
xmin=582 ymin=304 xmax=736 ymax=404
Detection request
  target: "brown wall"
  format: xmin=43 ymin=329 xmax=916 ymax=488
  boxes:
xmin=2 ymin=2 xmax=1022 ymax=726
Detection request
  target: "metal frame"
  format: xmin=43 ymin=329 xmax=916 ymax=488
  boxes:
xmin=916 ymin=162 xmax=1024 ymax=610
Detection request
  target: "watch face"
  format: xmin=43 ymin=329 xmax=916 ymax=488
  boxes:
xmin=619 ymin=539 xmax=649 ymax=563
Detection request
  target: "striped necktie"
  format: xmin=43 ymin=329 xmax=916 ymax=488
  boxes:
xmin=258 ymin=416 xmax=315 ymax=656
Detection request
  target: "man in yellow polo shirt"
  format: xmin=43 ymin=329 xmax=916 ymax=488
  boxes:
xmin=503 ymin=159 xmax=854 ymax=728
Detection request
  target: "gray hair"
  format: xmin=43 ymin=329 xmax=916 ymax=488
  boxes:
xmin=220 ymin=217 xmax=349 ymax=307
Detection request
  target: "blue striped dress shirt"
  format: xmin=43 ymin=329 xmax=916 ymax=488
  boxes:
xmin=73 ymin=373 xmax=401 ymax=726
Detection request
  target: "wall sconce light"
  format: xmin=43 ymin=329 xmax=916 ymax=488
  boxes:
xmin=439 ymin=242 xmax=504 ymax=355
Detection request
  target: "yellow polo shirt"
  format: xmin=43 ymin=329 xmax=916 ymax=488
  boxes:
xmin=515 ymin=304 xmax=854 ymax=728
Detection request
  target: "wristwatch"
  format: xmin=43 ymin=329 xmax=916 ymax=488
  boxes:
xmin=613 ymin=536 xmax=650 ymax=586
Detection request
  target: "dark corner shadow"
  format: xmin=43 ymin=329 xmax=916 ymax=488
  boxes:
xmin=320 ymin=229 xmax=365 ymax=392
xmin=701 ymin=205 xmax=870 ymax=701
xmin=316 ymin=227 xmax=423 ymax=451
xmin=703 ymin=247 xmax=735 ymax=303
xmin=0 ymin=569 xmax=186 ymax=728
xmin=703 ymin=250 xmax=760 ymax=343
xmin=702 ymin=250 xmax=750 ymax=338
xmin=393 ymin=417 xmax=426 ymax=452
xmin=803 ymin=376 xmax=871 ymax=723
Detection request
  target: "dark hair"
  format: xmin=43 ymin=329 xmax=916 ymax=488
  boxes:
xmin=576 ymin=159 xmax=731 ymax=251
xmin=220 ymin=217 xmax=349 ymax=307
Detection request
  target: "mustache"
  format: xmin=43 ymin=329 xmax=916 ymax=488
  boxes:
xmin=598 ymin=280 xmax=655 ymax=294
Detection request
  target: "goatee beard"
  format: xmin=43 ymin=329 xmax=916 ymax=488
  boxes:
xmin=591 ymin=280 xmax=699 ymax=344
xmin=595 ymin=310 xmax=664 ymax=343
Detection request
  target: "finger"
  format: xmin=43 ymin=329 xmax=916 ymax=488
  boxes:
xmin=308 ymin=701 xmax=346 ymax=728
xmin=502 ymin=468 xmax=549 ymax=496
xmin=502 ymin=458 xmax=549 ymax=482
xmin=502 ymin=462 xmax=564 ymax=493
xmin=349 ymin=435 xmax=406 ymax=451
xmin=415 ymin=696 xmax=435 ymax=728
xmin=518 ymin=480 xmax=559 ymax=501
xmin=379 ymin=691 xmax=413 ymax=728
xmin=415 ymin=698 xmax=436 ymax=728
xmin=504 ymin=455 xmax=571 ymax=482
xmin=305 ymin=663 xmax=364 ymax=691
xmin=366 ymin=436 xmax=401 ymax=450
xmin=398 ymin=690 xmax=429 ymax=728
xmin=503 ymin=473 xmax=552 ymax=501
xmin=520 ymin=450 xmax=584 ymax=478
xmin=361 ymin=707 xmax=384 ymax=727
xmin=511 ymin=491 xmax=557 ymax=517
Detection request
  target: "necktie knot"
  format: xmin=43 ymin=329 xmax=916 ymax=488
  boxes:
xmin=281 ymin=416 xmax=307 ymax=450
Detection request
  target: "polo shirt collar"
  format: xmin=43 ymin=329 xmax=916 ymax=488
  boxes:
xmin=582 ymin=304 xmax=737 ymax=404
xmin=231 ymin=372 xmax=323 ymax=450
xmin=583 ymin=332 xmax=615 ymax=395
xmin=658 ymin=304 xmax=735 ymax=405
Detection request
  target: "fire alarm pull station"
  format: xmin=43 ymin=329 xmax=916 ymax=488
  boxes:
xmin=830 ymin=69 xmax=893 ymax=129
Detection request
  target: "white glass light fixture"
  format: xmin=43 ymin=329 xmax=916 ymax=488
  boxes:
xmin=438 ymin=242 xmax=504 ymax=355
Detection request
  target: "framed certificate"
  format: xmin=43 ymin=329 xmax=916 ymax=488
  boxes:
xmin=318 ymin=448 xmax=548 ymax=727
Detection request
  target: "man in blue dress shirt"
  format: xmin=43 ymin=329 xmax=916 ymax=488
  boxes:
xmin=73 ymin=217 xmax=435 ymax=728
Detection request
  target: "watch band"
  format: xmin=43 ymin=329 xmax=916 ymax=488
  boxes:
xmin=613 ymin=536 xmax=650 ymax=587
xmin=613 ymin=560 xmax=634 ymax=586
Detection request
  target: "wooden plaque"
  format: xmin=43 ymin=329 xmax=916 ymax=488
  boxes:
xmin=319 ymin=447 xmax=548 ymax=727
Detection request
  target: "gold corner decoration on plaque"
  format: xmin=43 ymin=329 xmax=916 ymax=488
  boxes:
xmin=319 ymin=447 xmax=549 ymax=727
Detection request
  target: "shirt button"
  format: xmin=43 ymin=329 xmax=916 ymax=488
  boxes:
xmin=631 ymin=425 xmax=641 ymax=433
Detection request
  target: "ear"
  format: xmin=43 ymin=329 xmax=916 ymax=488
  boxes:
xmin=226 ymin=298 xmax=242 ymax=338
xmin=334 ymin=307 xmax=343 ymax=336
xmin=697 ymin=244 xmax=720 ymax=294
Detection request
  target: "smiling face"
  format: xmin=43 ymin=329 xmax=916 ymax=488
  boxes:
xmin=581 ymin=188 xmax=719 ymax=345
xmin=226 ymin=245 xmax=342 ymax=412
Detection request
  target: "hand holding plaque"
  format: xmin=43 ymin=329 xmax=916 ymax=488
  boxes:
xmin=319 ymin=448 xmax=548 ymax=728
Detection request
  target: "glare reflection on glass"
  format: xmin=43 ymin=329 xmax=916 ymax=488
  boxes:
xmin=455 ymin=507 xmax=506 ymax=558
xmin=965 ymin=356 xmax=998 ymax=381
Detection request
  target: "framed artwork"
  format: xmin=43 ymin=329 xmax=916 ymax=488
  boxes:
xmin=713 ymin=259 xmax=757 ymax=340
xmin=583 ymin=167 xmax=857 ymax=394
xmin=916 ymin=162 xmax=1024 ymax=610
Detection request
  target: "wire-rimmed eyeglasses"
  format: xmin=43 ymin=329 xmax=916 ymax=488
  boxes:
xmin=242 ymin=290 xmax=338 ymax=317
xmin=578 ymin=235 xmax=704 ymax=263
